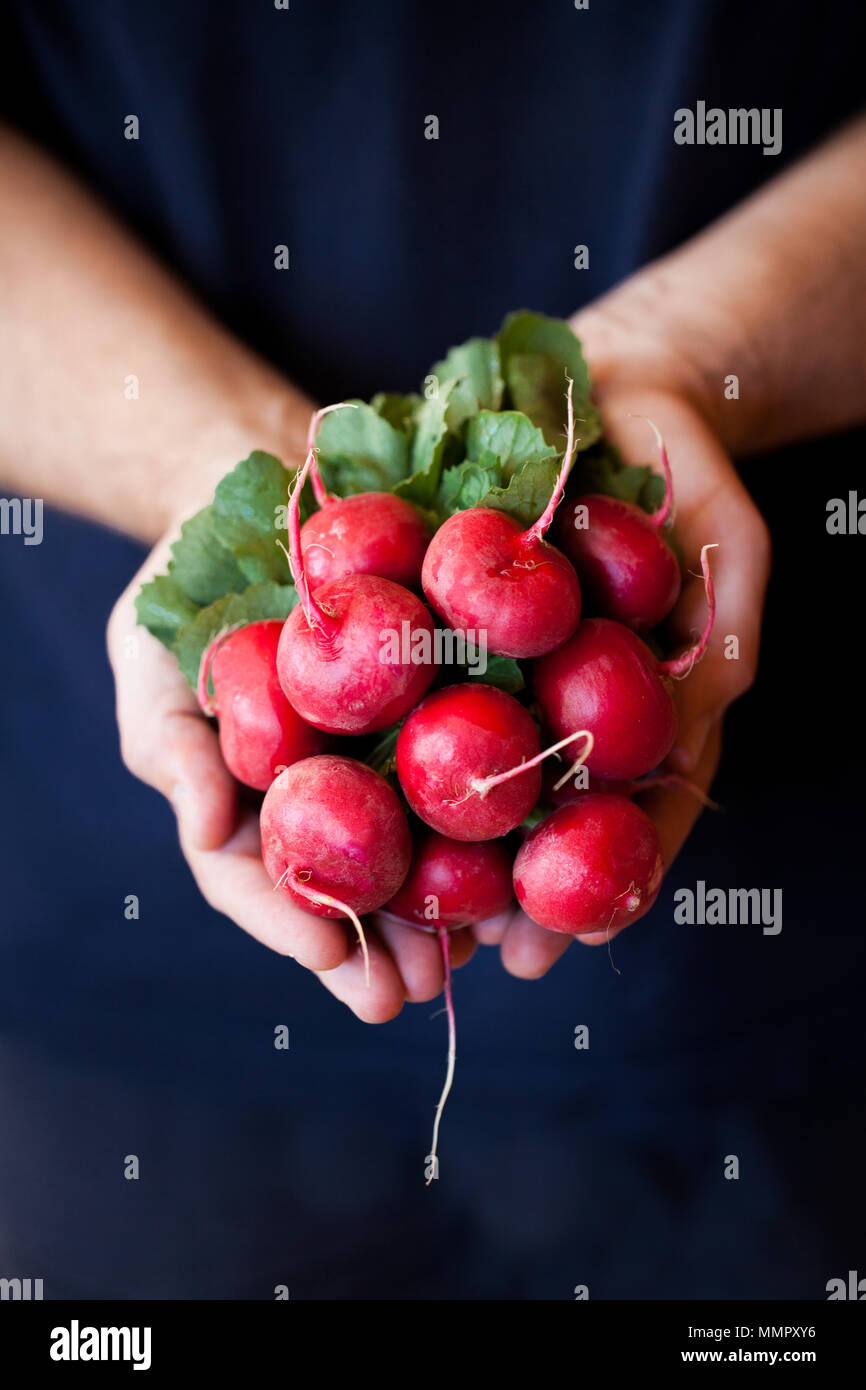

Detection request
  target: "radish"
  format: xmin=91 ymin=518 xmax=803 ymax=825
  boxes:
xmin=276 ymin=439 xmax=437 ymax=734
xmin=197 ymin=620 xmax=327 ymax=790
xmin=421 ymin=378 xmax=582 ymax=658
xmin=382 ymin=830 xmax=514 ymax=1184
xmin=300 ymin=403 xmax=430 ymax=589
xmin=513 ymin=793 xmax=664 ymax=935
xmin=395 ymin=684 xmax=538 ymax=840
xmin=302 ymin=494 xmax=431 ymax=591
xmin=396 ymin=682 xmax=594 ymax=841
xmin=553 ymin=417 xmax=680 ymax=631
xmin=383 ymin=830 xmax=514 ymax=928
xmin=260 ymin=754 xmax=412 ymax=984
xmin=533 ymin=543 xmax=717 ymax=781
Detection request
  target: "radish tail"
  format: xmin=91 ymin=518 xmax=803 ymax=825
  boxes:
xmin=658 ymin=543 xmax=718 ymax=679
xmin=469 ymin=729 xmax=594 ymax=799
xmin=195 ymin=624 xmax=242 ymax=716
xmin=524 ymin=375 xmax=579 ymax=544
xmin=305 ymin=401 xmax=358 ymax=508
xmin=632 ymin=772 xmax=721 ymax=811
xmin=426 ymin=925 xmax=456 ymax=1186
xmin=628 ymin=414 xmax=675 ymax=529
xmin=286 ymin=449 xmax=340 ymax=643
xmin=290 ymin=877 xmax=371 ymax=987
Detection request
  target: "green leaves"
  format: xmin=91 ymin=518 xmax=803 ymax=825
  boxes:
xmin=429 ymin=336 xmax=504 ymax=431
xmin=370 ymin=392 xmax=420 ymax=434
xmin=465 ymin=410 xmax=557 ymax=477
xmin=477 ymin=455 xmax=563 ymax=527
xmin=436 ymin=452 xmax=503 ymax=515
xmin=174 ymin=583 xmax=298 ymax=690
xmin=135 ymin=575 xmax=202 ymax=649
xmin=393 ymin=379 xmax=459 ymax=510
xmin=135 ymin=310 xmax=676 ymax=707
xmin=211 ymin=451 xmax=292 ymax=585
xmin=168 ymin=507 xmax=246 ymax=605
xmin=436 ymin=408 xmax=561 ymax=526
xmin=364 ymin=722 xmax=402 ymax=777
xmin=469 ymin=654 xmax=524 ymax=694
xmin=136 ymin=451 xmax=299 ymax=691
xmin=571 ymin=441 xmax=667 ymax=514
xmin=498 ymin=311 xmax=602 ymax=450
xmin=315 ymin=400 xmax=409 ymax=495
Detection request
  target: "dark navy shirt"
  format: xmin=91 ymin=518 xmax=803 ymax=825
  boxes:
xmin=0 ymin=1 xmax=863 ymax=1298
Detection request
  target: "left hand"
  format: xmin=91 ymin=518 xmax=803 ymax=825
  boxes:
xmin=472 ymin=383 xmax=771 ymax=977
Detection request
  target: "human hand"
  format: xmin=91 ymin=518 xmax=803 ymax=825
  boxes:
xmin=473 ymin=380 xmax=771 ymax=976
xmin=107 ymin=523 xmax=477 ymax=1024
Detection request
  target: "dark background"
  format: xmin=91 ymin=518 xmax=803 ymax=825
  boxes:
xmin=0 ymin=1 xmax=863 ymax=1298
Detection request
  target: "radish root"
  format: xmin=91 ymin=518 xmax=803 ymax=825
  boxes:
xmin=524 ymin=375 xmax=578 ymax=544
xmin=285 ymin=449 xmax=341 ymax=643
xmin=305 ymin=401 xmax=358 ymax=508
xmin=628 ymin=414 xmax=675 ymax=529
xmin=289 ymin=876 xmax=371 ymax=987
xmin=426 ymin=924 xmax=456 ymax=1186
xmin=659 ymin=543 xmax=718 ymax=679
xmin=470 ymin=729 xmax=594 ymax=799
xmin=195 ymin=624 xmax=243 ymax=716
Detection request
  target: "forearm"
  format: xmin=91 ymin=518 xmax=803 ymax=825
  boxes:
xmin=573 ymin=114 xmax=866 ymax=456
xmin=0 ymin=124 xmax=311 ymax=542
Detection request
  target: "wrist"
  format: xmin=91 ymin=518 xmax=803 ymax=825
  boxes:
xmin=164 ymin=378 xmax=314 ymax=535
xmin=572 ymin=269 xmax=754 ymax=455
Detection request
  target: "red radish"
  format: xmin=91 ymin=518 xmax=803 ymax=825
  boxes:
xmin=513 ymin=793 xmax=664 ymax=935
xmin=553 ymin=417 xmax=680 ymax=631
xmin=382 ymin=831 xmax=513 ymax=1186
xmin=276 ymin=439 xmax=437 ymax=734
xmin=260 ymin=754 xmax=412 ymax=984
xmin=383 ymin=831 xmax=514 ymax=928
xmin=197 ymin=620 xmax=327 ymax=790
xmin=302 ymin=492 xmax=430 ymax=590
xmin=396 ymin=684 xmax=540 ymax=840
xmin=421 ymin=378 xmax=582 ymax=658
xmin=396 ymin=682 xmax=594 ymax=841
xmin=301 ymin=403 xmax=431 ymax=589
xmin=533 ymin=543 xmax=717 ymax=781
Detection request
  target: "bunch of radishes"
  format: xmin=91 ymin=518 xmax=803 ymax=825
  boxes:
xmin=190 ymin=380 xmax=716 ymax=1180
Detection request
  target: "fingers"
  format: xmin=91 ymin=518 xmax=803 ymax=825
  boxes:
xmin=316 ymin=923 xmax=475 ymax=1022
xmin=639 ymin=718 xmax=723 ymax=867
xmin=592 ymin=387 xmax=770 ymax=774
xmin=314 ymin=930 xmax=408 ymax=1023
xmin=664 ymin=491 xmax=769 ymax=773
xmin=179 ymin=809 xmax=351 ymax=972
xmin=108 ymin=567 xmax=237 ymax=852
xmin=472 ymin=909 xmax=514 ymax=945
xmin=500 ymin=910 xmax=573 ymax=978
xmin=374 ymin=916 xmax=476 ymax=1003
